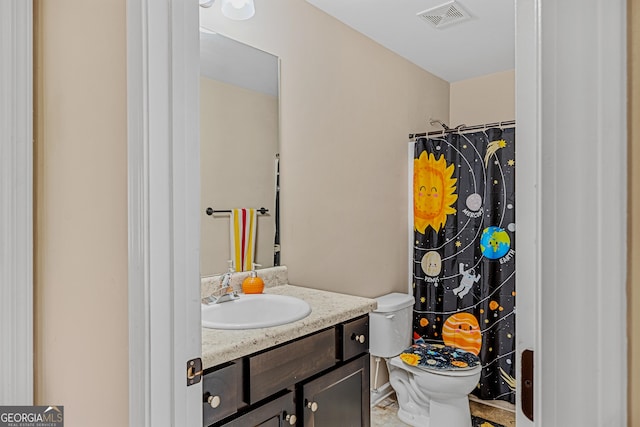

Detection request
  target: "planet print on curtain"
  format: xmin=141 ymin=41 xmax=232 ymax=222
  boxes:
xmin=412 ymin=127 xmax=516 ymax=404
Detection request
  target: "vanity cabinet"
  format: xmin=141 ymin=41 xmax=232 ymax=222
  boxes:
xmin=203 ymin=315 xmax=370 ymax=427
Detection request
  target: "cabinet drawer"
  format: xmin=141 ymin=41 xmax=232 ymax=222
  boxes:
xmin=203 ymin=362 xmax=239 ymax=426
xmin=247 ymin=328 xmax=336 ymax=404
xmin=338 ymin=315 xmax=369 ymax=361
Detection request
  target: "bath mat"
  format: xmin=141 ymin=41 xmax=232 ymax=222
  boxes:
xmin=471 ymin=416 xmax=506 ymax=427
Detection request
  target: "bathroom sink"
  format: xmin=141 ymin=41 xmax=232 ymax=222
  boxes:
xmin=201 ymin=294 xmax=311 ymax=329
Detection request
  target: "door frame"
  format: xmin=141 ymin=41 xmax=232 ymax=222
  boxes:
xmin=0 ymin=0 xmax=625 ymax=423
xmin=515 ymin=0 xmax=627 ymax=425
xmin=514 ymin=0 xmax=539 ymax=423
xmin=0 ymin=0 xmax=33 ymax=406
xmin=126 ymin=0 xmax=202 ymax=425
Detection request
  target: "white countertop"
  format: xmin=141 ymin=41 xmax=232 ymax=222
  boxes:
xmin=201 ymin=284 xmax=377 ymax=369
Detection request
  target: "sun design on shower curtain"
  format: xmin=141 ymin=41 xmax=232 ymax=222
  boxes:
xmin=413 ymin=151 xmax=458 ymax=234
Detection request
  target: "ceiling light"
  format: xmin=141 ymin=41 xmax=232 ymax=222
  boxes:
xmin=221 ymin=0 xmax=255 ymax=20
xmin=199 ymin=0 xmax=215 ymax=7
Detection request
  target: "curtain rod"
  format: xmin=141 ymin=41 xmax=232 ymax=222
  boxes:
xmin=409 ymin=120 xmax=516 ymax=139
xmin=205 ymin=207 xmax=269 ymax=215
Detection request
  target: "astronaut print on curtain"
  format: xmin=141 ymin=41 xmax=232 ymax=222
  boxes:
xmin=412 ymin=126 xmax=516 ymax=403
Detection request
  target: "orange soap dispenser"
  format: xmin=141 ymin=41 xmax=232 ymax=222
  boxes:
xmin=242 ymin=263 xmax=264 ymax=294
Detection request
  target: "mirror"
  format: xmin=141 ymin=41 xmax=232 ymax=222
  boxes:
xmin=199 ymin=31 xmax=280 ymax=276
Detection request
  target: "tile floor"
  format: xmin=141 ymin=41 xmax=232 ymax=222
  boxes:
xmin=371 ymin=394 xmax=410 ymax=427
xmin=371 ymin=394 xmax=516 ymax=427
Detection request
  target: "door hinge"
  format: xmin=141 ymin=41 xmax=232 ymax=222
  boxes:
xmin=187 ymin=357 xmax=203 ymax=386
xmin=521 ymin=349 xmax=534 ymax=421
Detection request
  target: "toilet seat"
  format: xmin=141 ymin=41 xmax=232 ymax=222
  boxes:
xmin=390 ymin=355 xmax=482 ymax=377
xmin=396 ymin=343 xmax=481 ymax=372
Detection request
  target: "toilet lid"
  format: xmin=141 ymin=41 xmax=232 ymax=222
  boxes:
xmin=398 ymin=343 xmax=480 ymax=372
xmin=391 ymin=355 xmax=482 ymax=377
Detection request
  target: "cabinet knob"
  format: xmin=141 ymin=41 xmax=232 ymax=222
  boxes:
xmin=284 ymin=413 xmax=297 ymax=425
xmin=306 ymin=400 xmax=319 ymax=412
xmin=352 ymin=333 xmax=366 ymax=344
xmin=207 ymin=395 xmax=221 ymax=408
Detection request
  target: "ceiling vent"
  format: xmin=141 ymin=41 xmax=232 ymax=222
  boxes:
xmin=417 ymin=1 xmax=472 ymax=29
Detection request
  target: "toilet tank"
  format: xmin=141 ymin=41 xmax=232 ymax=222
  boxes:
xmin=369 ymin=293 xmax=415 ymax=358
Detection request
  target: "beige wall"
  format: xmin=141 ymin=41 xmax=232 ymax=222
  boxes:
xmin=628 ymin=0 xmax=639 ymax=424
xmin=201 ymin=0 xmax=450 ymax=298
xmin=34 ymin=1 xmax=128 ymax=426
xmin=449 ymin=70 xmax=515 ymax=127
xmin=200 ymin=77 xmax=278 ymax=276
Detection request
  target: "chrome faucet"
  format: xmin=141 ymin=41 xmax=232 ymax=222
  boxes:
xmin=202 ymin=261 xmax=239 ymax=305
xmin=214 ymin=270 xmax=239 ymax=303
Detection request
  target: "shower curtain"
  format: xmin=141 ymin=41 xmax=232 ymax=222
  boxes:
xmin=412 ymin=126 xmax=516 ymax=404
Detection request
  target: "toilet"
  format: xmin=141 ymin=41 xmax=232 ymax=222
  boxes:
xmin=369 ymin=293 xmax=482 ymax=427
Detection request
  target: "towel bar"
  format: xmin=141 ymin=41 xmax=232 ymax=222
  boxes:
xmin=206 ymin=207 xmax=269 ymax=216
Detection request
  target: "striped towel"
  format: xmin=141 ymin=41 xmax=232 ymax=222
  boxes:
xmin=230 ymin=208 xmax=257 ymax=272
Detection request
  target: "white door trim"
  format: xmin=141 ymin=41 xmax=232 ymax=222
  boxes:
xmin=517 ymin=0 xmax=628 ymax=424
xmin=0 ymin=0 xmax=33 ymax=406
xmin=515 ymin=0 xmax=540 ymax=424
xmin=127 ymin=0 xmax=202 ymax=425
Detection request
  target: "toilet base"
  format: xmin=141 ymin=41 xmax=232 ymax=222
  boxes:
xmin=429 ymin=396 xmax=473 ymax=427
xmin=394 ymin=397 xmax=472 ymax=427
xmin=397 ymin=407 xmax=430 ymax=427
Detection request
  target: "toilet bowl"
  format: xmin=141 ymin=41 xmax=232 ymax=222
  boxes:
xmin=369 ymin=293 xmax=481 ymax=427
xmin=388 ymin=355 xmax=481 ymax=427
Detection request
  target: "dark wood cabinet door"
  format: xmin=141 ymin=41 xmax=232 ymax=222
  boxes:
xmin=300 ymin=354 xmax=370 ymax=427
xmin=222 ymin=391 xmax=297 ymax=427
